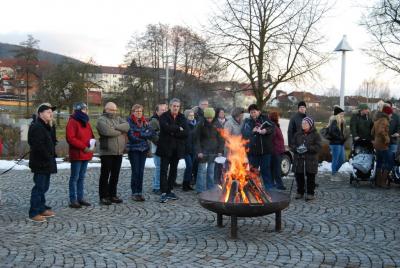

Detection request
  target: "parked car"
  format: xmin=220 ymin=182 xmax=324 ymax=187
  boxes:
xmin=279 ymin=118 xmax=293 ymax=176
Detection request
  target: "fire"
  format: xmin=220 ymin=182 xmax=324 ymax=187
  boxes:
xmin=219 ymin=129 xmax=272 ymax=204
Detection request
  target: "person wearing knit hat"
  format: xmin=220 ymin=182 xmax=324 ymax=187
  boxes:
xmin=288 ymin=101 xmax=307 ymax=147
xmin=203 ymin=107 xmax=215 ymax=119
xmin=333 ymin=105 xmax=344 ymax=116
xmin=194 ymin=107 xmax=224 ymax=193
xmin=66 ymin=101 xmax=94 ymax=208
xmin=291 ymin=115 xmax=321 ymax=201
xmin=328 ymin=106 xmax=347 ymax=178
xmin=372 ymin=104 xmax=392 ymax=188
xmin=350 ymin=103 xmax=373 ymax=142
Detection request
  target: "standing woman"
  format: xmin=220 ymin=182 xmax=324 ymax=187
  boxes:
xmin=66 ymin=102 xmax=94 ymax=208
xmin=328 ymin=106 xmax=347 ymax=177
xmin=182 ymin=109 xmax=197 ymax=191
xmin=291 ymin=117 xmax=322 ymax=201
xmin=269 ymin=111 xmax=286 ymax=190
xmin=127 ymin=104 xmax=155 ymax=201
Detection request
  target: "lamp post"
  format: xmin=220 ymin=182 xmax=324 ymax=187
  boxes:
xmin=85 ymin=88 xmax=89 ymax=111
xmin=334 ymin=35 xmax=353 ymax=109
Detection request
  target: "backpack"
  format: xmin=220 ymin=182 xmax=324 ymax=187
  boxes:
xmin=319 ymin=127 xmax=331 ymax=140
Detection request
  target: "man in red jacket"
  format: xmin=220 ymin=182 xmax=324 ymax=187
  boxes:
xmin=66 ymin=102 xmax=95 ymax=208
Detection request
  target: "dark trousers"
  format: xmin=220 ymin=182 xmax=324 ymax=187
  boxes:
xmin=271 ymin=153 xmax=284 ymax=188
xmin=214 ymin=163 xmax=224 ymax=185
xmin=29 ymin=173 xmax=51 ymax=218
xmin=183 ymin=154 xmax=194 ymax=183
xmin=99 ymin=155 xmax=123 ymax=199
xmin=128 ymin=151 xmax=147 ymax=195
xmin=295 ymin=172 xmax=316 ymax=195
xmin=160 ymin=156 xmax=179 ymax=194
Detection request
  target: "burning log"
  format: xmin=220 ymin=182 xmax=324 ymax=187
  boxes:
xmin=246 ymin=179 xmax=272 ymax=203
xmin=243 ymin=183 xmax=260 ymax=203
xmin=227 ymin=180 xmax=239 ymax=203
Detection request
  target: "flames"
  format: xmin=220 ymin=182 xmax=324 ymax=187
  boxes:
xmin=218 ymin=129 xmax=272 ymax=204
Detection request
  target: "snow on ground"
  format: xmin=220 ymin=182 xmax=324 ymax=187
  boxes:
xmin=0 ymin=155 xmax=353 ymax=173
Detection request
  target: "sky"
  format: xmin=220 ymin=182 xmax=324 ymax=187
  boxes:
xmin=1 ymin=0 xmax=399 ymax=97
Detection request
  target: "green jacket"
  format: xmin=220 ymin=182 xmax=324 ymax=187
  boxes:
xmin=96 ymin=113 xmax=129 ymax=156
xmin=350 ymin=111 xmax=373 ymax=141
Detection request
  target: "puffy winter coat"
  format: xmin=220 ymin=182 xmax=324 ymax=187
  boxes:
xmin=350 ymin=111 xmax=373 ymax=141
xmin=291 ymin=128 xmax=322 ymax=174
xmin=242 ymin=115 xmax=275 ymax=155
xmin=156 ymin=110 xmax=188 ymax=159
xmin=66 ymin=115 xmax=95 ymax=161
xmin=126 ymin=116 xmax=155 ymax=152
xmin=272 ymin=123 xmax=285 ymax=155
xmin=28 ymin=118 xmax=57 ymax=174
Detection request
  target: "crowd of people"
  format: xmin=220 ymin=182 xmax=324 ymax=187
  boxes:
xmin=26 ymin=98 xmax=400 ymax=222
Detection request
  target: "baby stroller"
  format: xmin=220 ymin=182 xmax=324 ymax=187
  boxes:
xmin=389 ymin=149 xmax=400 ymax=185
xmin=349 ymin=139 xmax=376 ymax=187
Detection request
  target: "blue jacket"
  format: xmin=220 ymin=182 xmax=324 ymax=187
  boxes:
xmin=126 ymin=116 xmax=155 ymax=152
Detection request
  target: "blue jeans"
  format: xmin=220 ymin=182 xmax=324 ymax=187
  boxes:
xmin=29 ymin=173 xmax=51 ymax=218
xmin=248 ymin=154 xmax=273 ymax=189
xmin=152 ymin=155 xmax=161 ymax=190
xmin=389 ymin=144 xmax=398 ymax=170
xmin=129 ymin=151 xmax=147 ymax=195
xmin=69 ymin=160 xmax=89 ymax=203
xmin=376 ymin=149 xmax=392 ymax=171
xmin=271 ymin=153 xmax=284 ymax=188
xmin=196 ymin=161 xmax=215 ymax=193
xmin=183 ymin=154 xmax=194 ymax=183
xmin=329 ymin=144 xmax=345 ymax=174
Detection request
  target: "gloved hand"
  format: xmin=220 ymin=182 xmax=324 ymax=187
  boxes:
xmin=296 ymin=144 xmax=308 ymax=154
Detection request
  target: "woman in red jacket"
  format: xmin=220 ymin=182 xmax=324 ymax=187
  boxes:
xmin=66 ymin=102 xmax=95 ymax=208
xmin=269 ymin=112 xmax=286 ymax=190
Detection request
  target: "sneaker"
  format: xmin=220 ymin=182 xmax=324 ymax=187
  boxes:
xmin=160 ymin=193 xmax=168 ymax=203
xmin=69 ymin=202 xmax=82 ymax=209
xmin=166 ymin=192 xmax=179 ymax=200
xmin=295 ymin=193 xmax=304 ymax=199
xmin=78 ymin=200 xmax=91 ymax=206
xmin=305 ymin=194 xmax=316 ymax=201
xmin=100 ymin=198 xmax=112 ymax=205
xmin=110 ymin=197 xmax=123 ymax=204
xmin=131 ymin=195 xmax=144 ymax=202
xmin=41 ymin=210 xmax=55 ymax=218
xmin=29 ymin=215 xmax=47 ymax=223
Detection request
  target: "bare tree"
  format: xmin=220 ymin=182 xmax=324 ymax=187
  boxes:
xmin=361 ymin=0 xmax=400 ymax=74
xmin=355 ymin=78 xmax=391 ymax=101
xmin=207 ymin=0 xmax=331 ymax=109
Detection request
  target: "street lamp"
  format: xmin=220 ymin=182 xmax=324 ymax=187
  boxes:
xmin=334 ymin=35 xmax=353 ymax=109
xmin=85 ymin=88 xmax=89 ymax=112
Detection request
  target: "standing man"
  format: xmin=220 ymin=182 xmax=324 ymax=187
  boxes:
xmin=66 ymin=102 xmax=94 ymax=208
xmin=195 ymin=98 xmax=209 ymax=123
xmin=350 ymin=103 xmax=374 ymax=142
xmin=242 ymin=104 xmax=275 ymax=189
xmin=149 ymin=103 xmax=168 ymax=195
xmin=96 ymin=102 xmax=129 ymax=205
xmin=28 ymin=103 xmax=57 ymax=222
xmin=156 ymin=98 xmax=188 ymax=203
xmin=288 ymin=101 xmax=307 ymax=148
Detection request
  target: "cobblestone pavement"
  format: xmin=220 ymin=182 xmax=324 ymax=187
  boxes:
xmin=0 ymin=167 xmax=399 ymax=267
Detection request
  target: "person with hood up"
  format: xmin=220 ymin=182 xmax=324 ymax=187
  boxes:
xmin=66 ymin=102 xmax=95 ymax=208
xmin=291 ymin=116 xmax=322 ymax=201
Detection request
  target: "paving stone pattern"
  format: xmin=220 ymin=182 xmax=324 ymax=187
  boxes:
xmin=0 ymin=167 xmax=399 ymax=267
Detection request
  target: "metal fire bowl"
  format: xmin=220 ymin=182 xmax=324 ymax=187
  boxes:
xmin=198 ymin=187 xmax=290 ymax=217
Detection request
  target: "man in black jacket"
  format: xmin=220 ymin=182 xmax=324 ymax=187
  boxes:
xmin=242 ymin=104 xmax=275 ymax=189
xmin=288 ymin=101 xmax=307 ymax=148
xmin=156 ymin=98 xmax=188 ymax=203
xmin=28 ymin=103 xmax=57 ymax=222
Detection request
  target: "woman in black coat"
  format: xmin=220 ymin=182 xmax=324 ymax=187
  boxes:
xmin=291 ymin=116 xmax=322 ymax=201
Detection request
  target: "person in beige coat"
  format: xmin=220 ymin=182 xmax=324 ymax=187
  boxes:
xmin=96 ymin=102 xmax=129 ymax=205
